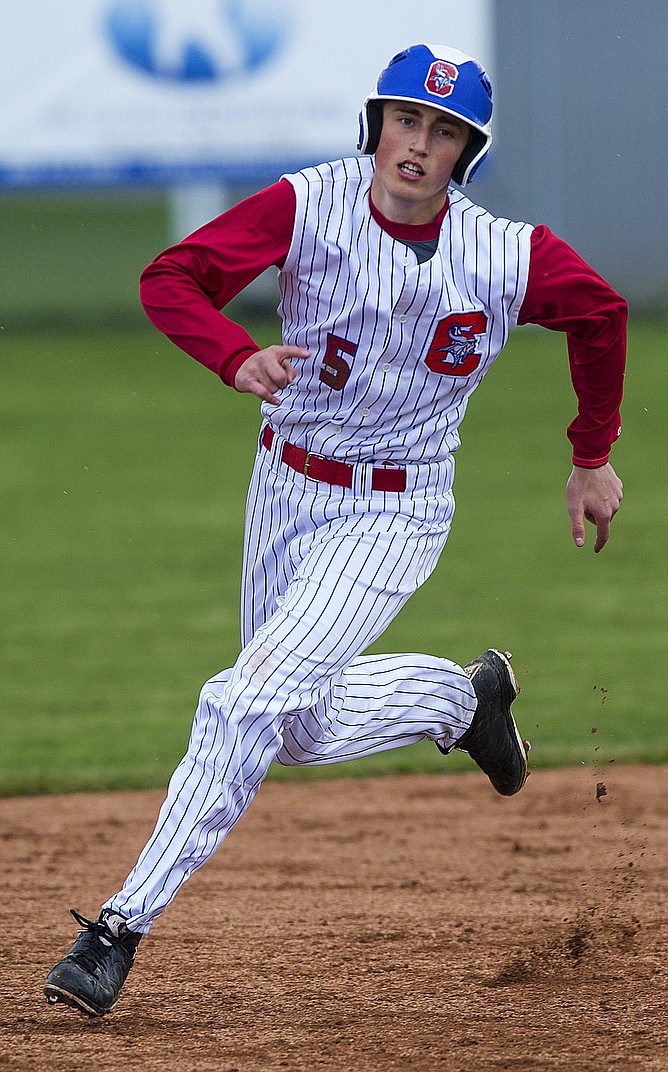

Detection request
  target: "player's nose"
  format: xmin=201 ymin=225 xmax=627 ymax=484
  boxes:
xmin=409 ymin=127 xmax=429 ymax=154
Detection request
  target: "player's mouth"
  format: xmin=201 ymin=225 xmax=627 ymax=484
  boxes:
xmin=398 ymin=161 xmax=425 ymax=179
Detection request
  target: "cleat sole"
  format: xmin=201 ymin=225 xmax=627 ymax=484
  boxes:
xmin=44 ymin=983 xmax=110 ymax=1018
xmin=490 ymin=648 xmax=520 ymax=698
xmin=479 ymin=649 xmax=528 ymax=794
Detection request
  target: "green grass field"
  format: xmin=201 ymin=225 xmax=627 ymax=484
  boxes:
xmin=0 ymin=190 xmax=168 ymax=329
xmin=2 ymin=313 xmax=666 ymax=796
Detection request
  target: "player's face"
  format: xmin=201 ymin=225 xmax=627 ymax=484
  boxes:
xmin=371 ymin=101 xmax=471 ymax=224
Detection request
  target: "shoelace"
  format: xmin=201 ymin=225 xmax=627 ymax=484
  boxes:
xmin=68 ymin=909 xmax=125 ymax=974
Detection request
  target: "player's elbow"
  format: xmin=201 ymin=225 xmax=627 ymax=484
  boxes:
xmin=611 ymin=292 xmax=628 ymax=325
xmin=139 ymin=263 xmax=162 ymax=325
xmin=139 ymin=259 xmax=183 ymax=325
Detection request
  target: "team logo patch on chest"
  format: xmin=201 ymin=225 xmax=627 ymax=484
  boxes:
xmin=425 ymin=312 xmax=488 ymax=376
xmin=425 ymin=60 xmax=459 ymax=98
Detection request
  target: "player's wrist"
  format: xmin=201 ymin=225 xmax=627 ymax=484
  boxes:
xmin=571 ymin=453 xmax=610 ymax=470
xmin=226 ymin=347 xmax=260 ymax=390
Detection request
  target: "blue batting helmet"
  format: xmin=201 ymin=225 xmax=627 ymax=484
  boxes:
xmin=358 ymin=43 xmax=493 ymax=185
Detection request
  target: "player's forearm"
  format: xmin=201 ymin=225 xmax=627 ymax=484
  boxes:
xmin=519 ymin=224 xmax=627 ymax=467
xmin=565 ymin=305 xmax=627 ymax=467
xmin=140 ymin=180 xmax=296 ymax=386
xmin=140 ymin=262 xmax=259 ymax=384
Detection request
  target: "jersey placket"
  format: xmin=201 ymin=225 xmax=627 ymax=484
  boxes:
xmin=382 ymin=246 xmax=438 ymax=365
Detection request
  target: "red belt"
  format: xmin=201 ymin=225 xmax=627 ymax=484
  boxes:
xmin=262 ymin=426 xmax=406 ymax=492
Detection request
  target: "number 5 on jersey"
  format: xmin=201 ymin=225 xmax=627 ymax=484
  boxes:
xmin=319 ymin=333 xmax=357 ymax=390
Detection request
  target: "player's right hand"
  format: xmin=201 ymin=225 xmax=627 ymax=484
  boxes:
xmin=234 ymin=345 xmax=310 ymax=405
xmin=566 ymin=462 xmax=623 ymax=553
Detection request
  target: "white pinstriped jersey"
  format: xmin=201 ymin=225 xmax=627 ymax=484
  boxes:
xmin=265 ymin=156 xmax=533 ymax=466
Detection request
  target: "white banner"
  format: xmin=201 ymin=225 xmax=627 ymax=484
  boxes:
xmin=0 ymin=0 xmax=491 ymax=187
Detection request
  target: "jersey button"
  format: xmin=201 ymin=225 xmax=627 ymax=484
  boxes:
xmin=382 ymin=364 xmax=392 ymax=373
xmin=361 ymin=408 xmax=370 ymax=417
xmin=398 ymin=314 xmax=407 ymax=323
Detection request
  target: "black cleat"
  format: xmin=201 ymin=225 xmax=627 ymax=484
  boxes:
xmin=441 ymin=649 xmax=530 ymax=796
xmin=44 ymin=909 xmax=141 ymax=1017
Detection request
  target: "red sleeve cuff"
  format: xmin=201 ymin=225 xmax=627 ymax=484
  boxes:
xmin=221 ymin=345 xmax=259 ymax=389
xmin=571 ymin=452 xmax=611 ymax=469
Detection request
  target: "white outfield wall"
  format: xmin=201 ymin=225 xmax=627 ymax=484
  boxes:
xmin=0 ymin=0 xmax=492 ymax=187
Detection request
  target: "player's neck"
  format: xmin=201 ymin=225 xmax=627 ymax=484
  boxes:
xmin=369 ymin=178 xmax=448 ymax=228
xmin=368 ymin=189 xmax=448 ymax=239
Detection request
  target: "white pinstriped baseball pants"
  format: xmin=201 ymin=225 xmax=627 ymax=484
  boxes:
xmin=106 ymin=428 xmax=476 ymax=932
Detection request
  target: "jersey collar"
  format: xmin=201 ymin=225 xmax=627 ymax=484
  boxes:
xmin=368 ymin=192 xmax=449 ymax=241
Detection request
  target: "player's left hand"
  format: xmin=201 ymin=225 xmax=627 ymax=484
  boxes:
xmin=566 ymin=462 xmax=623 ymax=553
xmin=235 ymin=345 xmax=310 ymax=405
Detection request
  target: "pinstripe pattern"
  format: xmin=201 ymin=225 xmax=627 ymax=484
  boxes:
xmin=106 ymin=441 xmax=475 ymax=933
xmin=103 ymin=156 xmax=534 ymax=934
xmin=271 ymin=157 xmax=533 ymax=464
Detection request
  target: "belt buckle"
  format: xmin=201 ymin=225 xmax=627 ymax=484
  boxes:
xmin=303 ymin=452 xmax=325 ymax=481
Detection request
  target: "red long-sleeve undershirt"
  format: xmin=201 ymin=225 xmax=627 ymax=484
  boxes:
xmin=140 ymin=179 xmax=627 ymax=468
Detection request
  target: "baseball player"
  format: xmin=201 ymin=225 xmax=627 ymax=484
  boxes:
xmin=44 ymin=43 xmax=626 ymax=1018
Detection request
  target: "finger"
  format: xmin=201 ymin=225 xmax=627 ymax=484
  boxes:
xmin=570 ymin=508 xmax=586 ymax=548
xmin=247 ymin=364 xmax=293 ymax=402
xmin=264 ymin=369 xmax=289 ymax=393
xmin=247 ymin=376 xmax=283 ymax=406
xmin=258 ymin=387 xmax=283 ymax=406
xmin=278 ymin=346 xmax=310 ymax=359
xmin=609 ymin=496 xmax=622 ymax=517
xmin=277 ymin=352 xmax=308 ymax=381
xmin=275 ymin=346 xmax=310 ymax=369
xmin=279 ymin=361 xmax=299 ymax=386
xmin=594 ymin=517 xmax=611 ymax=554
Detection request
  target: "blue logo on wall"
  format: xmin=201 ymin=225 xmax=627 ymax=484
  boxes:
xmin=105 ymin=1 xmax=289 ymax=83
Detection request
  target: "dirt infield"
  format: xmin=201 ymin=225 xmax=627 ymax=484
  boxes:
xmin=1 ymin=764 xmax=667 ymax=1072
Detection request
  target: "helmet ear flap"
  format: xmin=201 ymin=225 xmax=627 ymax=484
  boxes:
xmin=451 ymin=129 xmax=490 ymax=185
xmin=358 ymin=100 xmax=383 ymax=154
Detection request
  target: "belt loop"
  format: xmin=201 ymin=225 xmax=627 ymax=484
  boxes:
xmin=353 ymin=462 xmax=371 ymax=497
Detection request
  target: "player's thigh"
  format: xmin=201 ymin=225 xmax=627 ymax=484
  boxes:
xmin=216 ymin=501 xmax=451 ymax=740
xmin=240 ymin=445 xmax=313 ymax=644
xmin=259 ymin=512 xmax=447 ymax=677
